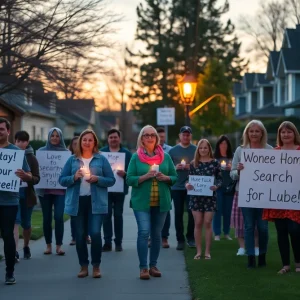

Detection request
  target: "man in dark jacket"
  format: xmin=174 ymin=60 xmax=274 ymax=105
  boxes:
xmin=101 ymin=129 xmax=132 ymax=252
xmin=15 ymin=131 xmax=40 ymax=260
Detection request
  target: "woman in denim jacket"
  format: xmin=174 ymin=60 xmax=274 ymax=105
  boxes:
xmin=59 ymin=129 xmax=115 ymax=278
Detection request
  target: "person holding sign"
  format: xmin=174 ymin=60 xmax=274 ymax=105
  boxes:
xmin=0 ymin=118 xmax=30 ymax=285
xmin=185 ymin=139 xmax=222 ymax=260
xmin=59 ymin=129 xmax=115 ymax=278
xmin=213 ymin=135 xmax=234 ymax=241
xmin=231 ymin=120 xmax=272 ymax=269
xmin=126 ymin=125 xmax=177 ymax=280
xmin=14 ymin=131 xmax=40 ymax=260
xmin=101 ymin=129 xmax=132 ymax=252
xmin=263 ymin=121 xmax=300 ymax=274
xmin=37 ymin=128 xmax=69 ymax=256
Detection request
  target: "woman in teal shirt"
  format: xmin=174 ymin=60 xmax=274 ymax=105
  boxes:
xmin=127 ymin=125 xmax=177 ymax=280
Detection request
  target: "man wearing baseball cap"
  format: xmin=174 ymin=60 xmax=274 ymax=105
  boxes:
xmin=168 ymin=126 xmax=196 ymax=250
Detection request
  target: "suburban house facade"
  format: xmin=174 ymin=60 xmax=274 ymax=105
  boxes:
xmin=233 ymin=24 xmax=300 ymax=121
xmin=0 ymin=81 xmax=98 ymax=141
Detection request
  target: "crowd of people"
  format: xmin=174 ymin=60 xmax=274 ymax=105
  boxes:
xmin=0 ymin=116 xmax=299 ymax=285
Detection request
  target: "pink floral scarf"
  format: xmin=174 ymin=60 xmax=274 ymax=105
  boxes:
xmin=137 ymin=145 xmax=164 ymax=165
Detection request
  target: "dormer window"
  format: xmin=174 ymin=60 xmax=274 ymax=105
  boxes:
xmin=24 ymin=87 xmax=33 ymax=106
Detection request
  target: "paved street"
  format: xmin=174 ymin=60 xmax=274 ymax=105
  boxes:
xmin=0 ymin=194 xmax=191 ymax=300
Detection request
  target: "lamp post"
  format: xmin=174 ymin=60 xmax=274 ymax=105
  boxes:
xmin=177 ymin=73 xmax=197 ymax=126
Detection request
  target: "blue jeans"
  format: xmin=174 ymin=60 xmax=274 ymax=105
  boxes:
xmin=241 ymin=207 xmax=268 ymax=256
xmin=103 ymin=193 xmax=125 ymax=245
xmin=213 ymin=188 xmax=234 ymax=236
xmin=134 ymin=207 xmax=168 ymax=269
xmin=40 ymin=194 xmax=65 ymax=245
xmin=72 ymin=196 xmax=104 ymax=267
xmin=70 ymin=215 xmax=91 ymax=240
xmin=161 ymin=211 xmax=170 ymax=238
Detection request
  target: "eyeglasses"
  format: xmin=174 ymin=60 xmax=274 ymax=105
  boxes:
xmin=142 ymin=134 xmax=156 ymax=139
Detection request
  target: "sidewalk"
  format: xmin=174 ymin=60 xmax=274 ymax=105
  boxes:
xmin=0 ymin=194 xmax=191 ymax=299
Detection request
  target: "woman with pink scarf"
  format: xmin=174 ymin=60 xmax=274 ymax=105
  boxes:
xmin=127 ymin=125 xmax=177 ymax=280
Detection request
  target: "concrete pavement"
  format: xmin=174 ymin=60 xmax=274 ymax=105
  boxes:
xmin=0 ymin=194 xmax=191 ymax=300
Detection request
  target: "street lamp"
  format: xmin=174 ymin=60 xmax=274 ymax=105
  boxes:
xmin=177 ymin=73 xmax=197 ymax=126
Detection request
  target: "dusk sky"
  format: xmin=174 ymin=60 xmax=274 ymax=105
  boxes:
xmin=110 ymin=0 xmax=262 ymax=70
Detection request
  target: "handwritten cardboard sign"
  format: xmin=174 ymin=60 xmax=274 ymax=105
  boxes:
xmin=35 ymin=151 xmax=71 ymax=189
xmin=239 ymin=149 xmax=300 ymax=210
xmin=0 ymin=148 xmax=24 ymax=192
xmin=101 ymin=152 xmax=125 ymax=193
xmin=187 ymin=175 xmax=214 ymax=196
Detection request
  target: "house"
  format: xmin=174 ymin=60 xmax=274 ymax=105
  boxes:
xmin=0 ymin=87 xmax=56 ymax=142
xmin=234 ymin=24 xmax=300 ymax=120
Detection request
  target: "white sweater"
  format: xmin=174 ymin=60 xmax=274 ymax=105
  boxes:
xmin=230 ymin=144 xmax=273 ymax=192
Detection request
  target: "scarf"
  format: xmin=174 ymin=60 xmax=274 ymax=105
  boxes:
xmin=38 ymin=127 xmax=68 ymax=151
xmin=137 ymin=144 xmax=164 ymax=165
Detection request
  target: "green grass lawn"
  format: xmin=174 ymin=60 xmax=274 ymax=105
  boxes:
xmin=19 ymin=210 xmax=70 ymax=240
xmin=184 ymin=219 xmax=300 ymax=300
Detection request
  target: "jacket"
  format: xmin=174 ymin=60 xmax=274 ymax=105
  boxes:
xmin=59 ymin=153 xmax=116 ymax=216
xmin=126 ymin=152 xmax=177 ymax=212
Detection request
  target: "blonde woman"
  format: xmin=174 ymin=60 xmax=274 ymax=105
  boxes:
xmin=186 ymin=139 xmax=222 ymax=260
xmin=126 ymin=125 xmax=177 ymax=280
xmin=263 ymin=121 xmax=300 ymax=274
xmin=231 ymin=120 xmax=272 ymax=268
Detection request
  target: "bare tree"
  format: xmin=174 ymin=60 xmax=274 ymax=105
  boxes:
xmin=288 ymin=0 xmax=300 ymax=24
xmin=0 ymin=0 xmax=121 ymax=95
xmin=239 ymin=0 xmax=290 ymax=61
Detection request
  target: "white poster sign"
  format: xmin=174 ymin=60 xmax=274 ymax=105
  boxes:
xmin=35 ymin=151 xmax=71 ymax=189
xmin=239 ymin=149 xmax=300 ymax=210
xmin=0 ymin=148 xmax=24 ymax=192
xmin=101 ymin=152 xmax=125 ymax=193
xmin=187 ymin=175 xmax=214 ymax=196
xmin=157 ymin=108 xmax=175 ymax=126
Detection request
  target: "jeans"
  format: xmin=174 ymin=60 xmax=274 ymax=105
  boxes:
xmin=134 ymin=207 xmax=168 ymax=269
xmin=274 ymin=218 xmax=300 ymax=266
xmin=19 ymin=197 xmax=34 ymax=229
xmin=71 ymin=215 xmax=91 ymax=240
xmin=241 ymin=207 xmax=268 ymax=256
xmin=103 ymin=193 xmax=125 ymax=245
xmin=72 ymin=196 xmax=104 ymax=267
xmin=0 ymin=205 xmax=18 ymax=275
xmin=40 ymin=194 xmax=65 ymax=245
xmin=161 ymin=211 xmax=170 ymax=238
xmin=172 ymin=190 xmax=194 ymax=242
xmin=213 ymin=188 xmax=234 ymax=236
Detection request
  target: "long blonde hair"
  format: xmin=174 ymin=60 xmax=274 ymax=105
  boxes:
xmin=277 ymin=121 xmax=300 ymax=146
xmin=193 ymin=139 xmax=214 ymax=167
xmin=136 ymin=125 xmax=160 ymax=149
xmin=241 ymin=120 xmax=268 ymax=147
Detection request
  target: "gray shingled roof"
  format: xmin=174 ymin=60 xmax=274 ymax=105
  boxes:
xmin=244 ymin=73 xmax=256 ymax=90
xmin=281 ymin=48 xmax=300 ymax=71
xmin=233 ymin=82 xmax=242 ymax=95
xmin=255 ymin=73 xmax=271 ymax=85
xmin=285 ymin=28 xmax=300 ymax=49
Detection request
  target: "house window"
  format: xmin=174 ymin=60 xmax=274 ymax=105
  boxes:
xmin=41 ymin=127 xmax=44 ymax=140
xmin=280 ymin=78 xmax=288 ymax=104
xmin=32 ymin=125 xmax=36 ymax=140
xmin=50 ymin=96 xmax=56 ymax=114
xmin=24 ymin=87 xmax=33 ymax=106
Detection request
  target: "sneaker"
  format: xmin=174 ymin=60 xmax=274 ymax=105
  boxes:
xmin=255 ymin=247 xmax=259 ymax=256
xmin=23 ymin=246 xmax=31 ymax=259
xmin=236 ymin=248 xmax=246 ymax=256
xmin=187 ymin=240 xmax=196 ymax=248
xmin=214 ymin=236 xmax=220 ymax=241
xmin=224 ymin=235 xmax=232 ymax=241
xmin=15 ymin=251 xmax=20 ymax=263
xmin=102 ymin=244 xmax=112 ymax=252
xmin=176 ymin=242 xmax=185 ymax=251
xmin=5 ymin=274 xmax=16 ymax=285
